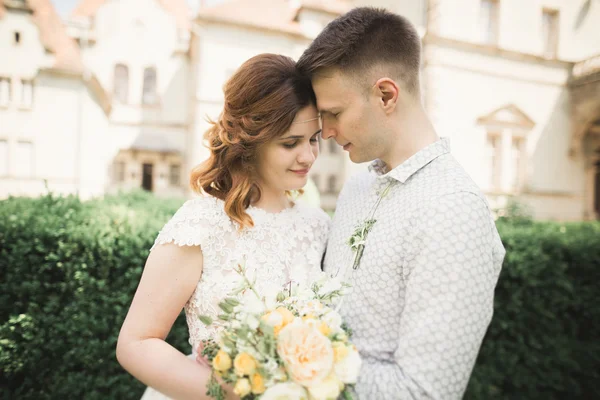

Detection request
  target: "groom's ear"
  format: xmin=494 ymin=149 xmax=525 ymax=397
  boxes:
xmin=372 ymin=78 xmax=399 ymax=114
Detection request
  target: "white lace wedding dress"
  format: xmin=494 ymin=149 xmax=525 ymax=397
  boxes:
xmin=140 ymin=195 xmax=330 ymax=399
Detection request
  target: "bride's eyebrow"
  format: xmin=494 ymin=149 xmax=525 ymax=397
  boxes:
xmin=279 ymin=135 xmax=304 ymax=141
xmin=280 ymin=130 xmax=321 ymax=141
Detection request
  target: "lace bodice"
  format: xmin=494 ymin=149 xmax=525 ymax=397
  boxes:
xmin=151 ymin=195 xmax=330 ymax=351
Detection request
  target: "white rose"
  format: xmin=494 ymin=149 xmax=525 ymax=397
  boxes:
xmin=260 ymin=382 xmax=309 ymax=400
xmin=334 ymin=347 xmax=361 ymax=384
xmin=307 ymin=374 xmax=342 ymax=400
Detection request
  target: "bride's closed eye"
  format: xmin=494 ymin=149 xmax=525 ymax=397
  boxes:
xmin=282 ymin=130 xmax=322 ymax=149
xmin=310 ymin=130 xmax=322 ymax=143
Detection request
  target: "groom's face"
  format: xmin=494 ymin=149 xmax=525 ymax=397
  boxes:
xmin=312 ymin=69 xmax=386 ymax=163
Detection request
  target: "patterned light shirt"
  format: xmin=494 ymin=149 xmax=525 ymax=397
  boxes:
xmin=324 ymin=138 xmax=505 ymax=399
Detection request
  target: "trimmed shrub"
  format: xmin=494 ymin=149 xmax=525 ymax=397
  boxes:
xmin=1 ymin=193 xmax=598 ymax=399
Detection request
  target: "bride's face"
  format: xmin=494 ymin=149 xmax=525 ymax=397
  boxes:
xmin=255 ymin=105 xmax=321 ymax=193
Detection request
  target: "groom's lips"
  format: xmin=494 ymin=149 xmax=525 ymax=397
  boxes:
xmin=343 ymin=143 xmax=352 ymax=151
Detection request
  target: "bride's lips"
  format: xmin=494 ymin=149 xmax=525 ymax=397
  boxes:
xmin=290 ymin=169 xmax=310 ymax=176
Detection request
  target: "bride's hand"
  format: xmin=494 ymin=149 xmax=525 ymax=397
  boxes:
xmin=196 ymin=342 xmax=211 ymax=367
xmin=196 ymin=343 xmax=239 ymax=399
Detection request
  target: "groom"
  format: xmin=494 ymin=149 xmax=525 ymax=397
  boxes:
xmin=298 ymin=7 xmax=505 ymax=400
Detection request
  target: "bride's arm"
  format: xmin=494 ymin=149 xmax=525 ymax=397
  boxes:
xmin=116 ymin=243 xmax=235 ymax=400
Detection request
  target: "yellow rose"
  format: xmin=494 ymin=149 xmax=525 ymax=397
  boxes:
xmin=251 ymin=372 xmax=266 ymax=394
xmin=234 ymin=352 xmax=257 ymax=376
xmin=213 ymin=350 xmax=232 ymax=372
xmin=276 ymin=307 xmax=295 ymax=326
xmin=332 ymin=342 xmax=349 ymax=362
xmin=319 ymin=322 xmax=332 ymax=337
xmin=233 ymin=378 xmax=252 ymax=397
xmin=277 ymin=320 xmax=334 ymax=387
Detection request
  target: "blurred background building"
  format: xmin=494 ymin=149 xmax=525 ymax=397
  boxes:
xmin=1 ymin=0 xmax=599 ymax=219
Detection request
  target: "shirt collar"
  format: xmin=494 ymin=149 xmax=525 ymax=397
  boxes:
xmin=368 ymin=137 xmax=450 ymax=183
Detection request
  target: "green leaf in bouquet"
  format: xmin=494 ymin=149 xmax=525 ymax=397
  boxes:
xmin=235 ymin=326 xmax=250 ymax=339
xmin=218 ymin=314 xmax=231 ymax=321
xmin=201 ymin=340 xmax=220 ymax=360
xmin=222 ymin=336 xmax=236 ymax=350
xmin=341 ymin=321 xmax=353 ymax=338
xmin=199 ymin=315 xmax=213 ymax=326
xmin=342 ymin=387 xmax=355 ymax=400
xmin=259 ymin=320 xmax=275 ymax=338
xmin=218 ymin=302 xmax=234 ymax=314
xmin=224 ymin=297 xmax=240 ymax=307
xmin=276 ymin=292 xmax=286 ymax=302
xmin=206 ymin=372 xmax=225 ymax=400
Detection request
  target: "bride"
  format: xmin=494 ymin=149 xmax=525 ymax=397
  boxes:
xmin=116 ymin=54 xmax=330 ymax=399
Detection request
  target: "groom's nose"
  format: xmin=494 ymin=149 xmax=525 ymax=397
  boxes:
xmin=321 ymin=123 xmax=336 ymax=140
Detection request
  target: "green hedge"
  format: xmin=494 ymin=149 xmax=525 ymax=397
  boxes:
xmin=0 ymin=192 xmax=189 ymax=399
xmin=465 ymin=219 xmax=600 ymax=399
xmin=1 ymin=193 xmax=599 ymax=399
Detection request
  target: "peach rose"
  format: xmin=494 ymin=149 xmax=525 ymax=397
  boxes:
xmin=276 ymin=319 xmax=334 ymax=387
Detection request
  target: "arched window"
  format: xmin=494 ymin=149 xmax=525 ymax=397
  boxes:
xmin=113 ymin=64 xmax=129 ymax=103
xmin=142 ymin=67 xmax=158 ymax=105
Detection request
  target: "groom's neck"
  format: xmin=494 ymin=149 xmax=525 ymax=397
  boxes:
xmin=381 ymin=105 xmax=439 ymax=170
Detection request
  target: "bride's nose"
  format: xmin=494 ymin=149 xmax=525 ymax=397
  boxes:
xmin=297 ymin=142 xmax=316 ymax=165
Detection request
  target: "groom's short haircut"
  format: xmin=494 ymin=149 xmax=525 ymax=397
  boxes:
xmin=297 ymin=7 xmax=421 ymax=95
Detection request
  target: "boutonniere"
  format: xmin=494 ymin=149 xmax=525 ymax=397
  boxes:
xmin=347 ymin=219 xmax=377 ymax=269
xmin=345 ymin=181 xmax=394 ymax=270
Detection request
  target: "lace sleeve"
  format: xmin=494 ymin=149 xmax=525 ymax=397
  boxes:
xmin=151 ymin=197 xmax=219 ymax=251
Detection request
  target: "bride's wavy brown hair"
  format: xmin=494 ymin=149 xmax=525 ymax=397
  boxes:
xmin=190 ymin=54 xmax=316 ymax=229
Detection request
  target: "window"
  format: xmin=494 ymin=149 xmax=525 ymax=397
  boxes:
xmin=486 ymin=133 xmax=502 ymax=190
xmin=327 ymin=175 xmax=337 ymax=193
xmin=14 ymin=31 xmax=21 ymax=45
xmin=542 ymin=9 xmax=559 ymax=58
xmin=20 ymin=79 xmax=33 ymax=108
xmin=0 ymin=77 xmax=12 ymax=107
xmin=15 ymin=141 xmax=33 ymax=178
xmin=509 ymin=136 xmax=524 ymax=190
xmin=0 ymin=140 xmax=8 ymax=176
xmin=113 ymin=161 xmax=125 ymax=182
xmin=480 ymin=0 xmax=499 ymax=45
xmin=142 ymin=67 xmax=158 ymax=105
xmin=113 ymin=64 xmax=129 ymax=103
xmin=328 ymin=140 xmax=338 ymax=154
xmin=169 ymin=164 xmax=181 ymax=186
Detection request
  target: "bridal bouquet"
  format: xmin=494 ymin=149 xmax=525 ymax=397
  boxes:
xmin=199 ymin=264 xmax=360 ymax=400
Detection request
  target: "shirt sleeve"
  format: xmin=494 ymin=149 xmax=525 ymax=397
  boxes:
xmin=387 ymin=191 xmax=503 ymax=399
